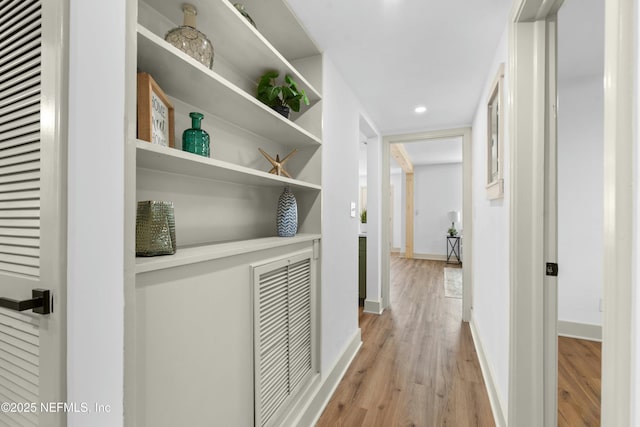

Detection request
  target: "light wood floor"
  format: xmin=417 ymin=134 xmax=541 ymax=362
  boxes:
xmin=316 ymin=257 xmax=494 ymax=426
xmin=314 ymin=256 xmax=601 ymax=426
xmin=558 ymin=336 xmax=601 ymax=426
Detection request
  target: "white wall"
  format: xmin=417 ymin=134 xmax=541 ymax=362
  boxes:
xmin=470 ymin=25 xmax=510 ymax=415
xmin=320 ymin=56 xmax=362 ymax=372
xmin=413 ymin=163 xmax=463 ymax=255
xmin=67 ymin=0 xmax=125 ymax=425
xmin=557 ymin=75 xmax=603 ymax=327
xmin=390 ymin=172 xmax=402 ymax=249
xmin=633 ymin=0 xmax=640 ymax=421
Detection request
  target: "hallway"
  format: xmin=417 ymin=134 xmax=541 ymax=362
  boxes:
xmin=316 ymin=257 xmax=494 ymax=426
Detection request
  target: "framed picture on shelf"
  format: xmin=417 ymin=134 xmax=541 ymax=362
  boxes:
xmin=486 ymin=63 xmax=505 ymax=200
xmin=137 ymin=72 xmax=175 ymax=148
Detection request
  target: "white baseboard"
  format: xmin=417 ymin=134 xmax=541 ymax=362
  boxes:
xmin=558 ymin=320 xmax=602 ymax=342
xmin=469 ymin=318 xmax=507 ymax=427
xmin=289 ymin=329 xmax=362 ymax=427
xmin=399 ymin=252 xmax=448 ymax=261
xmin=391 ymin=247 xmax=401 ymax=253
xmin=364 ymin=298 xmax=383 ymax=314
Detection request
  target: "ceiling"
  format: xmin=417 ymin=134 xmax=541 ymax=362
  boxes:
xmin=301 ymin=0 xmax=604 ymax=175
xmin=285 ymin=0 xmax=513 ymax=134
xmin=361 ymin=137 xmax=462 ymax=175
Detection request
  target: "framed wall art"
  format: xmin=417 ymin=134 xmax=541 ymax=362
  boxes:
xmin=137 ymin=72 xmax=175 ymax=148
xmin=486 ymin=63 xmax=505 ymax=200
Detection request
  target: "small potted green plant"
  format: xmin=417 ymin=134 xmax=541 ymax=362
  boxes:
xmin=360 ymin=209 xmax=367 ymax=234
xmin=448 ymin=223 xmax=458 ymax=237
xmin=256 ymin=71 xmax=310 ymax=119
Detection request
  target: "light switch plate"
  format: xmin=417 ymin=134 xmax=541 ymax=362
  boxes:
xmin=350 ymin=202 xmax=356 ymax=218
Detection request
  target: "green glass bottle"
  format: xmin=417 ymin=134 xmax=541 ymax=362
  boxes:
xmin=182 ymin=112 xmax=210 ymax=157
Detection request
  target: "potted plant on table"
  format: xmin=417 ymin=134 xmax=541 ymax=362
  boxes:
xmin=360 ymin=209 xmax=367 ymax=234
xmin=256 ymin=71 xmax=310 ymax=119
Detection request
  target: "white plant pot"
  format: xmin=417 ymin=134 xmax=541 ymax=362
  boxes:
xmin=360 ymin=223 xmax=367 ymax=234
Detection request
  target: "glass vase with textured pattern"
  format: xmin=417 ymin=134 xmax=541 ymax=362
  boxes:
xmin=232 ymin=3 xmax=256 ymax=28
xmin=165 ymin=3 xmax=214 ymax=69
xmin=182 ymin=112 xmax=210 ymax=157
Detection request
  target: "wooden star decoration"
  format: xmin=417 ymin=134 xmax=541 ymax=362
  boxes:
xmin=258 ymin=148 xmax=297 ymax=178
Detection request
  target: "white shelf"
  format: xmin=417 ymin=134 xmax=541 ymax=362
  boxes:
xmin=143 ymin=0 xmax=321 ymax=101
xmin=136 ymin=140 xmax=321 ymax=191
xmin=240 ymin=0 xmax=322 ymax=61
xmin=136 ymin=233 xmax=321 ymax=274
xmin=137 ymin=25 xmax=322 ymax=147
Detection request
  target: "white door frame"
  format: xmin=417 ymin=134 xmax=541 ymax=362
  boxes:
xmin=508 ymin=0 xmax=635 ymax=424
xmin=601 ymin=0 xmax=636 ymax=424
xmin=40 ymin=0 xmax=69 ymax=422
xmin=381 ymin=127 xmax=473 ymax=321
xmin=507 ymin=1 xmax=563 ymax=424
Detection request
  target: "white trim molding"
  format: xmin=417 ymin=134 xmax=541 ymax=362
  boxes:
xmin=398 ymin=252 xmax=448 ymax=262
xmin=363 ymin=299 xmax=384 ymax=315
xmin=557 ymin=321 xmax=602 ymax=342
xmin=601 ymin=0 xmax=636 ymax=423
xmin=470 ymin=319 xmax=507 ymax=427
xmin=507 ymin=16 xmax=547 ymax=426
xmin=507 ymin=0 xmax=564 ymax=425
xmin=291 ymin=329 xmax=362 ymax=426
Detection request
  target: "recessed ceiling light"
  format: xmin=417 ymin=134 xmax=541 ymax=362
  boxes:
xmin=414 ymin=106 xmax=427 ymax=114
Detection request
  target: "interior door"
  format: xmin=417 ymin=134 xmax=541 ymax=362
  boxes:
xmin=0 ymin=0 xmax=67 ymax=425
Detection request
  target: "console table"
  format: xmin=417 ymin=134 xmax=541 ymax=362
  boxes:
xmin=446 ymin=236 xmax=461 ymax=264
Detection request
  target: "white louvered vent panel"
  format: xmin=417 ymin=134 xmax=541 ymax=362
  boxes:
xmin=254 ymin=252 xmax=315 ymax=427
xmin=257 ymin=266 xmax=289 ymax=426
xmin=0 ymin=309 xmax=39 ymax=427
xmin=0 ymin=0 xmax=42 ymax=279
xmin=288 ymin=259 xmax=312 ymax=391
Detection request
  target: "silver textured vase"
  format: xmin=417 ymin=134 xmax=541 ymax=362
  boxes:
xmin=277 ymin=187 xmax=297 ymax=237
xmin=165 ymin=3 xmax=214 ymax=69
xmin=136 ymin=201 xmax=177 ymax=256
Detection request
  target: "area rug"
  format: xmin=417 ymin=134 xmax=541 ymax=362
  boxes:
xmin=444 ymin=268 xmax=463 ymax=299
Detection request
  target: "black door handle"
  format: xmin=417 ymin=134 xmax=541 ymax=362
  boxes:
xmin=0 ymin=289 xmax=51 ymax=314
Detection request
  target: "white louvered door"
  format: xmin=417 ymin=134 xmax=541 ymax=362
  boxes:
xmin=0 ymin=0 xmax=67 ymax=425
xmin=253 ymin=250 xmax=316 ymax=427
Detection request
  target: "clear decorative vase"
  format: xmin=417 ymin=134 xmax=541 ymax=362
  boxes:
xmin=165 ymin=4 xmax=214 ymax=69
xmin=232 ymin=3 xmax=257 ymax=28
xmin=277 ymin=187 xmax=298 ymax=237
xmin=182 ymin=112 xmax=210 ymax=157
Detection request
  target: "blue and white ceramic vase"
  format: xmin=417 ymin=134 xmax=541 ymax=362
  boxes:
xmin=277 ymin=187 xmax=297 ymax=237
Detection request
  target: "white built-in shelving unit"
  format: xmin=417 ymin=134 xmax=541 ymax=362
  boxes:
xmin=132 ymin=0 xmax=323 ymax=259
xmin=124 ymin=0 xmax=323 ymax=425
xmin=137 ymin=140 xmax=321 ymax=193
xmin=135 ymin=233 xmax=320 ymax=274
xmin=137 ymin=26 xmax=322 ymax=147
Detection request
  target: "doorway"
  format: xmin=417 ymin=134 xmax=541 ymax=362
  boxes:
xmin=381 ymin=128 xmax=472 ymax=320
xmin=388 ymin=138 xmax=464 ymax=263
xmin=508 ymin=0 xmax=635 ymax=424
xmin=556 ymin=0 xmax=604 ymax=424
